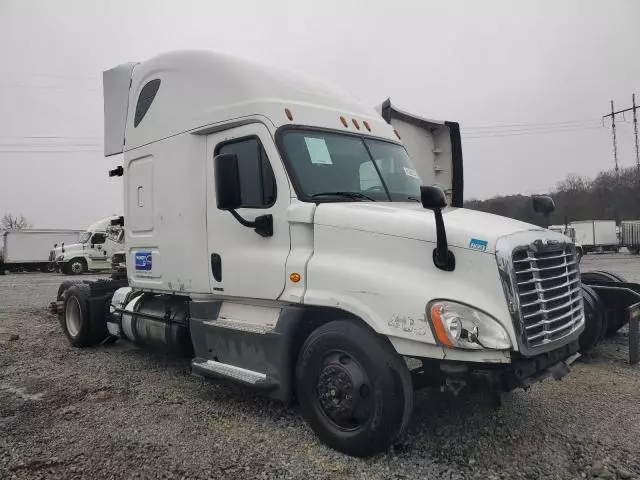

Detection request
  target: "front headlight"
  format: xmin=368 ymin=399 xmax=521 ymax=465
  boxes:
xmin=428 ymin=300 xmax=511 ymax=350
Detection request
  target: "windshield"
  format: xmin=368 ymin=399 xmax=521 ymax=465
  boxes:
xmin=279 ymin=130 xmax=422 ymax=202
xmin=79 ymin=231 xmax=91 ymax=243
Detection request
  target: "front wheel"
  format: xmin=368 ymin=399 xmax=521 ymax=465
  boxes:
xmin=64 ymin=258 xmax=86 ymax=275
xmin=296 ymin=320 xmax=413 ymax=457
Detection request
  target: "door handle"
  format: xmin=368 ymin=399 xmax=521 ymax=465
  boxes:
xmin=211 ymin=253 xmax=222 ymax=281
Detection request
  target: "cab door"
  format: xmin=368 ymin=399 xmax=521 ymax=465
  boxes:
xmin=86 ymin=233 xmax=109 ymax=268
xmin=206 ymin=123 xmax=291 ymax=299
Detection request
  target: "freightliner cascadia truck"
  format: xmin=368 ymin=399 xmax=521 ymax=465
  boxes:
xmin=55 ymin=50 xmax=614 ymax=457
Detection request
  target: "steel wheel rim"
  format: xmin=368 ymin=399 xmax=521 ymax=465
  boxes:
xmin=314 ymin=351 xmax=373 ymax=431
xmin=66 ymin=296 xmax=82 ymax=338
xmin=71 ymin=262 xmax=83 ymax=274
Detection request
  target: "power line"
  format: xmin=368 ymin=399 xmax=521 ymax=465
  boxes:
xmin=0 ymin=149 xmax=102 ymax=153
xmin=0 ymin=142 xmax=101 ymax=146
xmin=0 ymin=135 xmax=101 ymax=139
xmin=463 ymin=125 xmax=605 ymax=139
xmin=463 ymin=124 xmax=602 ymax=137
xmin=463 ymin=118 xmax=599 ymax=130
xmin=3 ymin=72 xmax=99 ymax=80
xmin=0 ymin=83 xmax=99 ymax=91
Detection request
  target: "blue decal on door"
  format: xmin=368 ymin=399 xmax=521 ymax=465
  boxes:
xmin=134 ymin=251 xmax=152 ymax=271
xmin=469 ymin=238 xmax=488 ymax=252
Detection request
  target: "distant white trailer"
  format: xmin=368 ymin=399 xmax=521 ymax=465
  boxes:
xmin=0 ymin=229 xmax=82 ymax=274
xmin=571 ymin=220 xmax=618 ymax=254
xmin=621 ymin=220 xmax=640 ymax=254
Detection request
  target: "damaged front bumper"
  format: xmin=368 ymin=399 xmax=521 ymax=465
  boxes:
xmin=411 ymin=339 xmax=580 ymax=394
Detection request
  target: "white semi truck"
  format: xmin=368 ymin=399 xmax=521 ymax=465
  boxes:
xmin=50 ymin=216 xmax=124 ymax=274
xmin=0 ymin=229 xmax=82 ymax=274
xmin=55 ymin=51 xmax=594 ymax=457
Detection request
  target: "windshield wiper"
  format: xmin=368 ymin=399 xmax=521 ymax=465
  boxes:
xmin=311 ymin=191 xmax=376 ymax=202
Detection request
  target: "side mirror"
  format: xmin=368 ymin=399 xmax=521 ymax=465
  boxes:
xmin=420 ymin=185 xmax=455 ymax=271
xmin=214 ymin=153 xmax=242 ymax=211
xmin=532 ymin=195 xmax=555 ymax=216
xmin=213 ymin=152 xmax=273 ymax=237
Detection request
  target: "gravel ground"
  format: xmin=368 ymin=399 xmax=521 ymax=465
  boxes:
xmin=1 ymin=258 xmax=640 ymax=480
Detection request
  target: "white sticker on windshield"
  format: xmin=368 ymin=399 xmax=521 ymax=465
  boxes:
xmin=403 ymin=166 xmax=420 ymax=180
xmin=304 ymin=137 xmax=333 ymax=165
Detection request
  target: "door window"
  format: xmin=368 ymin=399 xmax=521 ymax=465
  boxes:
xmin=91 ymin=233 xmax=106 ymax=245
xmin=216 ymin=137 xmax=276 ymax=208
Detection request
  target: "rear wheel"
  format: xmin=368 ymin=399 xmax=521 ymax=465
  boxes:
xmin=579 ymin=284 xmax=606 ymax=353
xmin=59 ymin=284 xmax=109 ymax=347
xmin=57 ymin=280 xmax=85 ymax=301
xmin=581 ymin=271 xmax=628 ymax=334
xmin=296 ymin=320 xmax=413 ymax=457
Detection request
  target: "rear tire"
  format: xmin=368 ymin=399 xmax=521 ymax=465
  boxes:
xmin=59 ymin=284 xmax=109 ymax=347
xmin=296 ymin=320 xmax=413 ymax=457
xmin=57 ymin=280 xmax=86 ymax=301
xmin=579 ymin=285 xmax=606 ymax=353
xmin=581 ymin=271 xmax=628 ymax=334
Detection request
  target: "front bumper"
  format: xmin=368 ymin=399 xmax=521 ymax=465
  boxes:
xmin=501 ymin=339 xmax=580 ymax=391
xmin=412 ymin=339 xmax=580 ymax=393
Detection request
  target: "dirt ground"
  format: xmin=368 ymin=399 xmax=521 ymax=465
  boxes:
xmin=1 ymin=255 xmax=640 ymax=480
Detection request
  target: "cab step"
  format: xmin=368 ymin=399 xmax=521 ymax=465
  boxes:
xmin=191 ymin=357 xmax=278 ymax=390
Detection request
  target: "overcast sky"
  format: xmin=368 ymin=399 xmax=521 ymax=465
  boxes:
xmin=1 ymin=0 xmax=639 ymax=228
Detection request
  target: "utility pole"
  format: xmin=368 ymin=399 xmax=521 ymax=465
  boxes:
xmin=611 ymin=100 xmax=620 ymax=182
xmin=602 ymin=96 xmax=640 ymax=222
xmin=633 ymin=93 xmax=640 ymax=179
xmin=603 ymin=95 xmax=640 ymax=179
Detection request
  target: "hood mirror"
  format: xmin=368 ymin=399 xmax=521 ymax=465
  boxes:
xmin=421 ymin=185 xmax=447 ymax=210
xmin=532 ymin=195 xmax=555 ymax=216
xmin=532 ymin=195 xmax=555 ymax=228
xmin=420 ymin=186 xmax=455 ymax=272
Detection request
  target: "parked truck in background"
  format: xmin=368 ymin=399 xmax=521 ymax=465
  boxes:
xmin=572 ymin=220 xmax=618 ymax=254
xmin=50 ymin=216 xmax=124 ymax=274
xmin=54 ymin=51 xmax=600 ymax=457
xmin=621 ymin=220 xmax=640 ymax=254
xmin=0 ymin=229 xmax=82 ymax=275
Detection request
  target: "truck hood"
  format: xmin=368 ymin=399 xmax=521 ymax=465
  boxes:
xmin=313 ymin=202 xmax=549 ymax=253
xmin=53 ymin=243 xmax=84 ymax=257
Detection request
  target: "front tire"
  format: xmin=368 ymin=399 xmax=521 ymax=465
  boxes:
xmin=64 ymin=258 xmax=86 ymax=275
xmin=296 ymin=320 xmax=413 ymax=457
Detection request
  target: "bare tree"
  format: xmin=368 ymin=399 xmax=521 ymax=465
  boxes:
xmin=465 ymin=166 xmax=640 ymax=225
xmin=1 ymin=214 xmax=32 ymax=230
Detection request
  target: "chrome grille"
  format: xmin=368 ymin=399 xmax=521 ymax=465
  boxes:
xmin=512 ymin=246 xmax=583 ymax=349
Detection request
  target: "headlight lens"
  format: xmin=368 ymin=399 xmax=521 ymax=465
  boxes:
xmin=428 ymin=300 xmax=511 ymax=350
